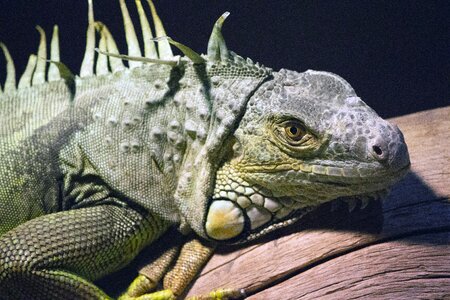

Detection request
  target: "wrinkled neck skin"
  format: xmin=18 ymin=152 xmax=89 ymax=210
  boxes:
xmin=203 ymin=69 xmax=410 ymax=244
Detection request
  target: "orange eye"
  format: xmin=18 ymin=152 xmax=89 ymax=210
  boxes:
xmin=284 ymin=122 xmax=306 ymax=141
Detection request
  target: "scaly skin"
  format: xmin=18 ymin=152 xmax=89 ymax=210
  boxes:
xmin=204 ymin=69 xmax=410 ymax=243
xmin=0 ymin=1 xmax=409 ymax=299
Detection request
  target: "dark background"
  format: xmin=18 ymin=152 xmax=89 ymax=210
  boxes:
xmin=0 ymin=0 xmax=448 ymax=118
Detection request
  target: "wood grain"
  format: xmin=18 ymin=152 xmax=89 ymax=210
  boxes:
xmin=186 ymin=106 xmax=450 ymax=299
xmin=249 ymin=232 xmax=449 ymax=300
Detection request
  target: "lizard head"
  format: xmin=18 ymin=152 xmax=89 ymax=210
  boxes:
xmin=205 ymin=69 xmax=410 ymax=242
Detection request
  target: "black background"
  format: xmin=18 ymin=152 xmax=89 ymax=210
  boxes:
xmin=0 ymin=0 xmax=448 ymax=118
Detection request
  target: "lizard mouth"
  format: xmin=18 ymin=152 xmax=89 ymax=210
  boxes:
xmin=205 ymin=161 xmax=409 ymax=243
xmin=207 ymin=186 xmax=390 ymax=244
xmin=239 ymin=160 xmax=410 ymax=183
xmin=236 ymin=161 xmax=410 ymax=198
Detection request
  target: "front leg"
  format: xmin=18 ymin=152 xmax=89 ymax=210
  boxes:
xmin=123 ymin=242 xmax=180 ymax=298
xmin=163 ymin=238 xmax=215 ymax=296
xmin=122 ymin=238 xmax=215 ymax=299
xmin=0 ymin=204 xmax=168 ymax=299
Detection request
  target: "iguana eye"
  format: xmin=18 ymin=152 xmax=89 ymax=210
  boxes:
xmin=272 ymin=119 xmax=315 ymax=150
xmin=284 ymin=122 xmax=306 ymax=141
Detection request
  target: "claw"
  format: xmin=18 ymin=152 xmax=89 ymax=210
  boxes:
xmin=360 ymin=197 xmax=370 ymax=209
xmin=187 ymin=288 xmax=244 ymax=300
xmin=122 ymin=274 xmax=157 ymax=298
xmin=119 ymin=289 xmax=175 ymax=300
xmin=345 ymin=198 xmax=358 ymax=212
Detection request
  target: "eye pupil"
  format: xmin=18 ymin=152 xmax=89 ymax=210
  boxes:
xmin=280 ymin=121 xmax=307 ymax=143
xmin=289 ymin=127 xmax=298 ymax=135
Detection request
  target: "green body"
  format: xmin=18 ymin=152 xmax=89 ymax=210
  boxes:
xmin=0 ymin=58 xmax=268 ymax=298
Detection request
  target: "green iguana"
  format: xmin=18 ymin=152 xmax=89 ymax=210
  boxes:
xmin=0 ymin=0 xmax=410 ymax=299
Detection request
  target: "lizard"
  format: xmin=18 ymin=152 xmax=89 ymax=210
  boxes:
xmin=0 ymin=0 xmax=410 ymax=299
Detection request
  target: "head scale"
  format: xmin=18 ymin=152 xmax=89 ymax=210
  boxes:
xmin=203 ymin=69 xmax=410 ymax=243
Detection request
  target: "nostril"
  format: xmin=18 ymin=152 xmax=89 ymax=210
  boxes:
xmin=372 ymin=145 xmax=383 ymax=156
xmin=370 ymin=139 xmax=388 ymax=162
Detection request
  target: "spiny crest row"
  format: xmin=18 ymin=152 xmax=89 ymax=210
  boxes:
xmin=0 ymin=0 xmax=266 ymax=96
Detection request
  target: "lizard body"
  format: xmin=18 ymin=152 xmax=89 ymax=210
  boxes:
xmin=0 ymin=1 xmax=410 ymax=299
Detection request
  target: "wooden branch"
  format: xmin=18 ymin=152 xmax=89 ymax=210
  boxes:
xmin=186 ymin=106 xmax=450 ymax=299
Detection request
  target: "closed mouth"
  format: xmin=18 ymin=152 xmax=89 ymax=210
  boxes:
xmin=241 ymin=161 xmax=410 ymax=186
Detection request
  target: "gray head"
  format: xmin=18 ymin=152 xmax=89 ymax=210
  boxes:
xmin=205 ymin=68 xmax=410 ymax=242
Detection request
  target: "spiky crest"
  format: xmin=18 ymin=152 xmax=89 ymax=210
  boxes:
xmin=0 ymin=0 xmax=270 ymax=97
xmin=80 ymin=0 xmax=95 ymax=77
xmin=48 ymin=25 xmax=61 ymax=82
xmin=135 ymin=0 xmax=157 ymax=59
xmin=0 ymin=43 xmax=16 ymax=94
xmin=207 ymin=12 xmax=231 ymax=61
xmin=18 ymin=55 xmax=37 ymax=89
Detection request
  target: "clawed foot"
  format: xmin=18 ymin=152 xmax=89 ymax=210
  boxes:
xmin=119 ymin=275 xmax=176 ymax=300
xmin=119 ymin=288 xmax=175 ymax=300
xmin=186 ymin=288 xmax=245 ymax=300
xmin=120 ymin=280 xmax=243 ymax=300
xmin=120 ymin=287 xmax=242 ymax=300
